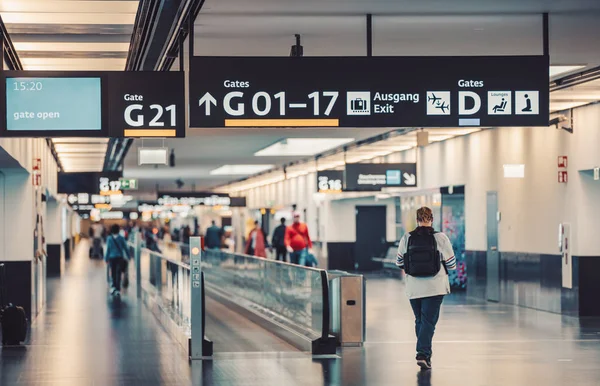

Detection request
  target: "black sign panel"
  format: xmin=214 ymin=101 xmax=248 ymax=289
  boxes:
xmin=345 ymin=163 xmax=417 ymax=191
xmin=317 ymin=170 xmax=344 ymax=193
xmin=0 ymin=70 xmax=185 ymax=138
xmin=157 ymin=191 xmax=247 ymax=207
xmin=58 ymin=172 xmax=122 ymax=194
xmin=108 ymin=72 xmax=185 ymax=138
xmin=189 ymin=56 xmax=549 ymax=128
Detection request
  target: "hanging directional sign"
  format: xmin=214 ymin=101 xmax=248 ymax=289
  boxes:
xmin=317 ymin=170 xmax=344 ymax=193
xmin=108 ymin=71 xmax=185 ymax=138
xmin=58 ymin=172 xmax=123 ymax=194
xmin=189 ymin=56 xmax=548 ymax=128
xmin=0 ymin=70 xmax=186 ymax=138
xmin=345 ymin=163 xmax=417 ymax=191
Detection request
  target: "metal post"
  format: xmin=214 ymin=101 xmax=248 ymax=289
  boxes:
xmin=366 ymin=14 xmax=373 ymax=57
xmin=542 ymin=13 xmax=549 ymax=58
xmin=189 ymin=236 xmax=203 ymax=359
xmin=135 ymin=231 xmax=142 ymax=299
xmin=188 ymin=15 xmax=195 ymax=65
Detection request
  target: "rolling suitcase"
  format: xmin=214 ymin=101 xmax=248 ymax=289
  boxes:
xmin=0 ymin=264 xmax=28 ymax=345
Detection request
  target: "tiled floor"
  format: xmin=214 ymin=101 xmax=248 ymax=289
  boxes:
xmin=1 ymin=242 xmax=600 ymax=385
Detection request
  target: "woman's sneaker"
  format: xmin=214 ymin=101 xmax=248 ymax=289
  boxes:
xmin=416 ymin=355 xmax=432 ymax=370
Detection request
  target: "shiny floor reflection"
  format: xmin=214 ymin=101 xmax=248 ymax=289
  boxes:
xmin=1 ymin=243 xmax=600 ymax=386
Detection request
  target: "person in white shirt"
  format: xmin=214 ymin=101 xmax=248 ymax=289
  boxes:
xmin=396 ymin=207 xmax=456 ymax=370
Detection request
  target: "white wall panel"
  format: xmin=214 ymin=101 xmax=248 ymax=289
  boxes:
xmin=236 ymin=103 xmax=600 ymax=256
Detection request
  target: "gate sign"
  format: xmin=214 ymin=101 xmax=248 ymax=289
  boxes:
xmin=189 ymin=56 xmax=549 ymax=128
xmin=108 ymin=71 xmax=185 ymax=137
xmin=0 ymin=71 xmax=185 ymax=138
xmin=317 ymin=170 xmax=344 ymax=193
xmin=345 ymin=163 xmax=417 ymax=191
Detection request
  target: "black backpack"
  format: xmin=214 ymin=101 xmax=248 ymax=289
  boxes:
xmin=0 ymin=264 xmax=28 ymax=345
xmin=404 ymin=227 xmax=441 ymax=277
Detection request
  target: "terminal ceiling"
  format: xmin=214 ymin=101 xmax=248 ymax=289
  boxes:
xmin=2 ymin=0 xmax=600 ymax=193
xmin=125 ymin=2 xmax=600 ymax=192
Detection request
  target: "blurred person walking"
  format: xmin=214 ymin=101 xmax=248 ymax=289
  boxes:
xmin=271 ymin=217 xmax=288 ymax=262
xmin=104 ymin=224 xmax=131 ymax=297
xmin=245 ymin=221 xmax=267 ymax=258
xmin=285 ymin=212 xmax=313 ymax=265
xmin=205 ymin=220 xmax=224 ymax=250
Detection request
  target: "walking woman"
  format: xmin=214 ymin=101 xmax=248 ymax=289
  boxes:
xmin=105 ymin=224 xmax=130 ymax=297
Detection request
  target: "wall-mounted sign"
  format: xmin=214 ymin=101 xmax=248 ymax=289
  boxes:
xmin=317 ymin=170 xmax=343 ymax=193
xmin=58 ymin=172 xmax=122 ymax=194
xmin=345 ymin=163 xmax=417 ymax=191
xmin=0 ymin=71 xmax=185 ymax=138
xmin=189 ymin=56 xmax=548 ymax=128
xmin=108 ymin=71 xmax=185 ymax=138
xmin=558 ymin=171 xmax=568 ymax=183
xmin=559 ymin=223 xmax=572 ymax=289
xmin=558 ymin=155 xmax=568 ymax=168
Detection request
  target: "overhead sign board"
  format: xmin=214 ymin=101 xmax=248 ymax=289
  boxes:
xmin=58 ymin=172 xmax=123 ymax=194
xmin=157 ymin=191 xmax=247 ymax=207
xmin=2 ymin=72 xmax=108 ymax=137
xmin=317 ymin=170 xmax=344 ymax=193
xmin=189 ymin=56 xmax=549 ymax=128
xmin=345 ymin=163 xmax=417 ymax=191
xmin=108 ymin=71 xmax=185 ymax=138
xmin=0 ymin=71 xmax=185 ymax=137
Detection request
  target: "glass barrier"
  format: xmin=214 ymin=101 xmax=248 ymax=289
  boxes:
xmin=157 ymin=241 xmax=190 ymax=264
xmin=140 ymin=248 xmax=191 ymax=336
xmin=202 ymin=250 xmax=329 ymax=339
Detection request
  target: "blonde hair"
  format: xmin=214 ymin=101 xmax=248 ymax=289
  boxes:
xmin=416 ymin=207 xmax=433 ymax=223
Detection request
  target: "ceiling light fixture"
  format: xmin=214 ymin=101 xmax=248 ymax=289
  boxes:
xmin=254 ymin=138 xmax=355 ymax=157
xmin=210 ymin=165 xmax=275 ymax=176
xmin=550 ymin=65 xmax=586 ymax=79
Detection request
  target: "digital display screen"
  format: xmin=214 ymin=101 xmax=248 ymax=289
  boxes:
xmin=6 ymin=77 xmax=102 ymax=131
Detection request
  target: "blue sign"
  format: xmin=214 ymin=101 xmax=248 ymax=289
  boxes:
xmin=6 ymin=77 xmax=102 ymax=132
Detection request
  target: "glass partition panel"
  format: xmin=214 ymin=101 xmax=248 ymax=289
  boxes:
xmin=202 ymin=250 xmax=326 ymax=338
xmin=140 ymin=248 xmax=191 ymax=334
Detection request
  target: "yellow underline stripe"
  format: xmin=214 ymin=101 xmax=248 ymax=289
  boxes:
xmin=124 ymin=129 xmax=177 ymax=137
xmin=225 ymin=119 xmax=339 ymax=127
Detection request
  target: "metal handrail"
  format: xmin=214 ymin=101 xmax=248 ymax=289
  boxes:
xmin=226 ymin=250 xmax=329 ymax=274
xmin=142 ymin=247 xmax=190 ymax=270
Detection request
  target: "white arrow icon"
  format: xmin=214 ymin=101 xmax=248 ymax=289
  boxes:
xmin=403 ymin=173 xmax=416 ymax=186
xmin=199 ymin=92 xmax=217 ymax=115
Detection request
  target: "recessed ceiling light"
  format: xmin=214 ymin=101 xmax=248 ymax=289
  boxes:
xmin=254 ymin=138 xmax=355 ymax=157
xmin=210 ymin=165 xmax=275 ymax=175
xmin=550 ymin=65 xmax=585 ymax=79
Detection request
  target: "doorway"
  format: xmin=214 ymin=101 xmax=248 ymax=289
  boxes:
xmin=486 ymin=191 xmax=500 ymax=302
xmin=355 ymin=206 xmax=387 ymax=271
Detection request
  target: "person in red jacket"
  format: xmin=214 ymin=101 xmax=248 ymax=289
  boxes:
xmin=245 ymin=221 xmax=267 ymax=258
xmin=285 ymin=212 xmax=312 ymax=265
